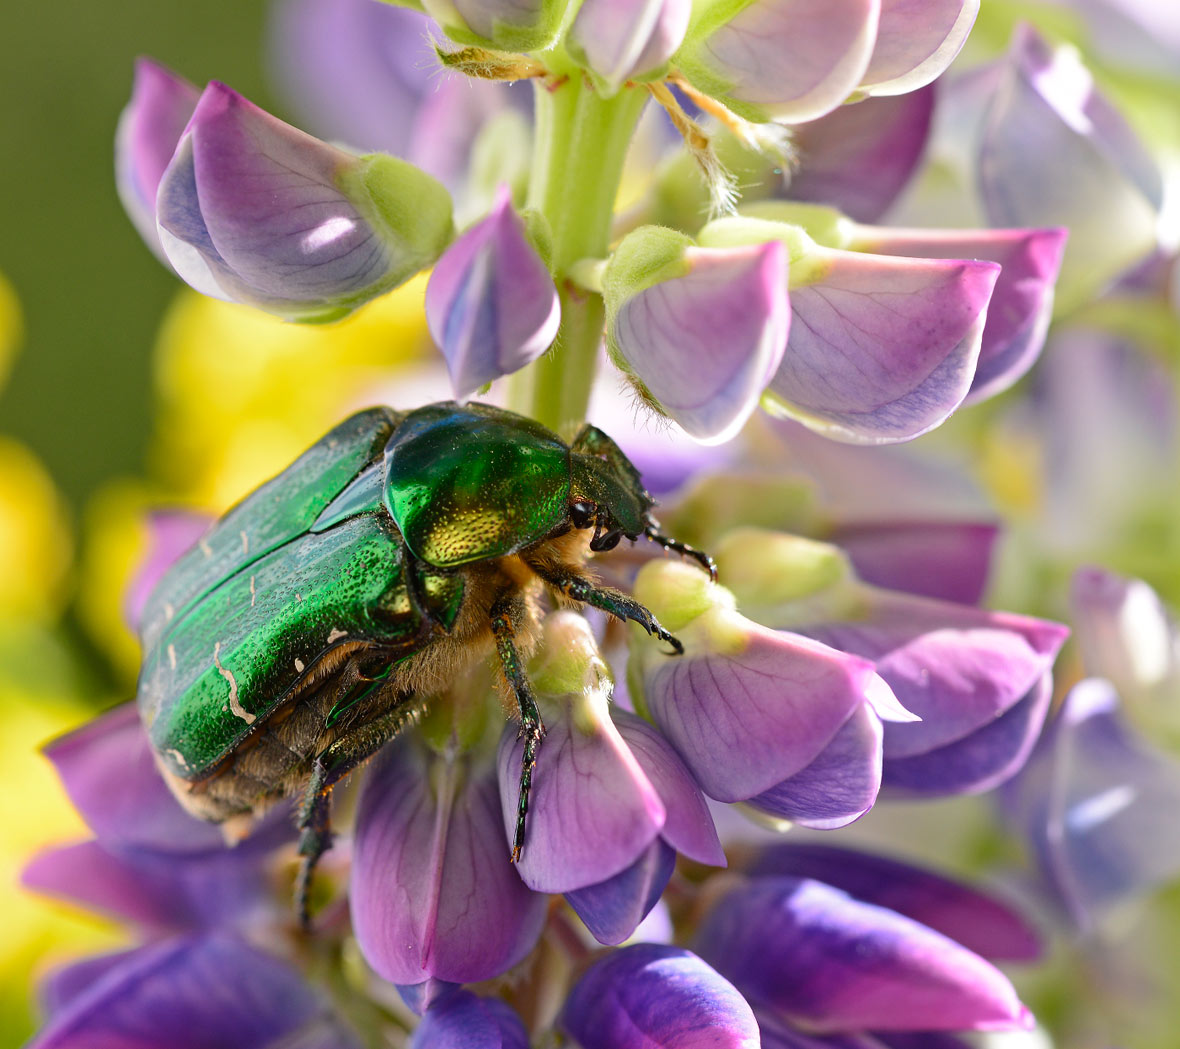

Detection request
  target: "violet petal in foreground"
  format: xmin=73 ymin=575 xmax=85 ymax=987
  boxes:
xmin=411 ymin=990 xmax=529 ymax=1049
xmin=765 ymin=250 xmax=999 ymax=444
xmin=568 ymin=0 xmax=690 ymax=91
xmin=26 ymin=933 xmax=361 ymax=1049
xmin=115 ymin=58 xmax=199 ymax=259
xmin=748 ymin=843 xmax=1041 ymax=961
xmin=426 ymin=186 xmax=558 ymax=400
xmin=562 ymin=944 xmax=760 ymax=1049
xmin=850 ymin=225 xmax=1067 ymax=401
xmin=156 ymin=81 xmax=452 ymax=321
xmin=610 ymin=241 xmax=789 ymax=443
xmin=858 ymin=0 xmax=979 ymax=96
xmin=697 ymin=877 xmax=1031 ymax=1033
xmin=351 ymin=741 xmax=547 ymax=985
xmin=566 ymin=838 xmax=678 ymax=945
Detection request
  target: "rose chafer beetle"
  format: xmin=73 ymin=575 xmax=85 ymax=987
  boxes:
xmin=136 ymin=401 xmax=713 ymax=920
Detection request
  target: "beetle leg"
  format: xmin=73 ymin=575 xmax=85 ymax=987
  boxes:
xmin=489 ymin=599 xmax=545 ymax=863
xmin=295 ymin=698 xmax=424 ymax=929
xmin=644 ymin=518 xmax=717 ymax=581
xmin=529 ymin=562 xmax=684 ymax=655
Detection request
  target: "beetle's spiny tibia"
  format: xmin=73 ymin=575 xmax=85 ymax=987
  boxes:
xmin=644 ymin=522 xmax=718 ymax=581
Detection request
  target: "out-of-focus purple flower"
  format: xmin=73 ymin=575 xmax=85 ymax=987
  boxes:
xmin=124 ymin=509 xmax=211 ymax=632
xmin=419 ymin=0 xmax=564 ymax=51
xmin=696 ymin=877 xmax=1032 ymax=1034
xmin=978 ymin=24 xmax=1163 ymax=310
xmin=411 ymin=990 xmax=530 ymax=1049
xmin=425 ymin=186 xmax=559 ymax=400
xmin=497 ymin=613 xmax=722 ymax=942
xmin=857 ymin=0 xmax=979 ymax=97
xmin=568 ymin=0 xmax=691 ymax=92
xmin=606 ymin=230 xmax=789 ymax=442
xmin=1001 ymin=678 xmax=1180 ymax=932
xmin=115 ymin=58 xmax=199 ymax=260
xmin=154 ymin=80 xmax=453 ymax=322
xmin=351 ymin=737 xmax=547 ymax=986
xmin=747 ymin=843 xmax=1041 ymax=962
xmin=26 ymin=933 xmax=362 ymax=1049
xmin=562 ymin=943 xmax=760 ymax=1049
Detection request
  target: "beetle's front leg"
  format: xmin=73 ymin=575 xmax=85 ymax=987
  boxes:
xmin=528 ymin=561 xmax=684 ymax=655
xmin=489 ymin=598 xmax=544 ymax=863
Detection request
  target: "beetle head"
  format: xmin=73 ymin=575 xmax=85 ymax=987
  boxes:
xmin=569 ymin=451 xmax=653 ymax=552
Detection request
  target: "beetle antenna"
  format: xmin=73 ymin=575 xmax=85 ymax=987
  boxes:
xmin=644 ymin=521 xmax=717 ymax=581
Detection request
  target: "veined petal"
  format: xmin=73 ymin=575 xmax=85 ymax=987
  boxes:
xmin=611 ymin=242 xmax=789 ymax=443
xmin=679 ymin=0 xmax=881 ymax=124
xmin=569 ymin=0 xmax=691 ymax=91
xmin=697 ymin=878 xmax=1031 ymax=1032
xmin=859 ymin=0 xmax=979 ymax=96
xmin=748 ymin=844 xmax=1041 ymax=961
xmin=39 ymin=949 xmax=145 ymax=1019
xmin=748 ymin=702 xmax=882 ymax=828
xmin=562 ymin=944 xmax=760 ymax=1049
xmin=411 ymin=991 xmax=530 ymax=1049
xmin=566 ymin=838 xmax=678 ymax=945
xmin=498 ymin=704 xmax=666 ymax=893
xmin=849 ymin=225 xmax=1067 ymax=402
xmin=764 ymin=251 xmax=999 ymax=444
xmin=351 ymin=741 xmax=547 ymax=985
xmin=115 ymin=58 xmax=199 ymax=259
xmin=426 ymin=186 xmax=558 ymax=400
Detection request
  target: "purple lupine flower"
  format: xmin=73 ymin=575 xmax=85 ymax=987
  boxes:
xmin=115 ymin=58 xmax=200 ymax=260
xmin=857 ymin=0 xmax=980 ymax=97
xmin=696 ymin=877 xmax=1032 ymax=1034
xmin=562 ymin=943 xmax=760 ymax=1049
xmin=421 ymin=0 xmax=565 ymax=51
xmin=605 ymin=231 xmax=790 ymax=442
xmin=350 ymin=737 xmax=548 ymax=986
xmin=411 ymin=990 xmax=530 ymax=1049
xmin=425 ymin=186 xmax=559 ymax=401
xmin=1001 ymin=677 xmax=1180 ymax=932
xmin=138 ymin=77 xmax=454 ymax=321
xmin=568 ymin=0 xmax=691 ymax=93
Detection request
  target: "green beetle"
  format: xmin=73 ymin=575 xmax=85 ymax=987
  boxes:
xmin=137 ymin=401 xmax=712 ymax=919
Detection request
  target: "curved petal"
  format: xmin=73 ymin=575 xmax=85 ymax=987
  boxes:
xmin=882 ymin=673 xmax=1054 ymax=796
xmin=426 ymin=186 xmax=559 ymax=400
xmin=612 ymin=242 xmax=789 ymax=443
xmin=696 ymin=878 xmax=1031 ymax=1033
xmin=643 ymin=616 xmax=876 ymax=801
xmin=569 ymin=0 xmax=691 ymax=90
xmin=351 ymin=741 xmax=547 ymax=985
xmin=849 ymin=226 xmax=1067 ymax=401
xmin=42 ymin=703 xmax=227 ymax=852
xmin=765 ymin=252 xmax=999 ymax=444
xmin=562 ymin=944 xmax=760 ymax=1049
xmin=497 ymin=708 xmax=666 ymax=893
xmin=859 ymin=0 xmax=979 ymax=96
xmin=748 ymin=702 xmax=882 ymax=828
xmin=748 ymin=843 xmax=1041 ymax=961
xmin=566 ymin=838 xmax=677 ymax=945
xmin=411 ymin=990 xmax=530 ymax=1049
xmin=39 ymin=949 xmax=146 ymax=1019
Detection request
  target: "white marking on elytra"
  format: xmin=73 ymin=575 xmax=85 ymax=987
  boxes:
xmin=199 ymin=538 xmax=212 ymax=557
xmin=164 ymin=602 xmax=175 ymax=621
xmin=240 ymin=530 xmax=249 ymax=555
xmin=166 ymin=747 xmax=189 ymax=769
xmin=213 ymin=641 xmax=255 ymax=724
xmin=250 ymin=575 xmax=256 ymax=607
xmin=294 ymin=658 xmax=305 ymax=673
xmin=168 ymin=644 xmax=177 ymax=670
xmin=326 ymin=628 xmax=347 ymax=644
xmin=296 ymin=593 xmax=303 ymax=602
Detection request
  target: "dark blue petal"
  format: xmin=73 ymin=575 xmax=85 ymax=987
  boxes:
xmin=565 ymin=838 xmax=677 ymax=945
xmin=411 ymin=990 xmax=530 ymax=1049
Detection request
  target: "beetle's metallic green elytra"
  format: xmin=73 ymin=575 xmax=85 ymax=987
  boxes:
xmin=135 ymin=401 xmax=714 ymax=921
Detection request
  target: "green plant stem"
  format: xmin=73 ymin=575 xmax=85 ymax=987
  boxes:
xmin=506 ymin=71 xmax=647 ymax=431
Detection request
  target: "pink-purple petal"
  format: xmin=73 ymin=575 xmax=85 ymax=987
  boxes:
xmin=115 ymin=58 xmax=200 ymax=259
xmin=643 ymin=623 xmax=876 ymax=801
xmin=697 ymin=878 xmax=1031 ymax=1033
xmin=748 ymin=844 xmax=1041 ymax=961
xmin=38 ymin=949 xmax=146 ymax=1020
xmin=748 ymin=702 xmax=882 ymax=828
xmin=351 ymin=741 xmax=547 ymax=985
xmin=411 ymin=991 xmax=530 ymax=1049
xmin=859 ymin=0 xmax=979 ymax=96
xmin=426 ymin=187 xmax=559 ymax=400
xmin=613 ymin=242 xmax=789 ymax=443
xmin=562 ymin=944 xmax=760 ymax=1049
xmin=851 ymin=226 xmax=1067 ymax=401
xmin=43 ymin=703 xmax=227 ymax=852
xmin=497 ymin=710 xmax=666 ymax=893
xmin=767 ymin=253 xmax=999 ymax=444
xmin=569 ymin=0 xmax=690 ymax=90
xmin=785 ymin=87 xmax=935 ymax=223
xmin=566 ymin=838 xmax=678 ymax=945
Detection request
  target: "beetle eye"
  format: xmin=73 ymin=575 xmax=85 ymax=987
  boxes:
xmin=570 ymin=501 xmax=597 ymax=529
